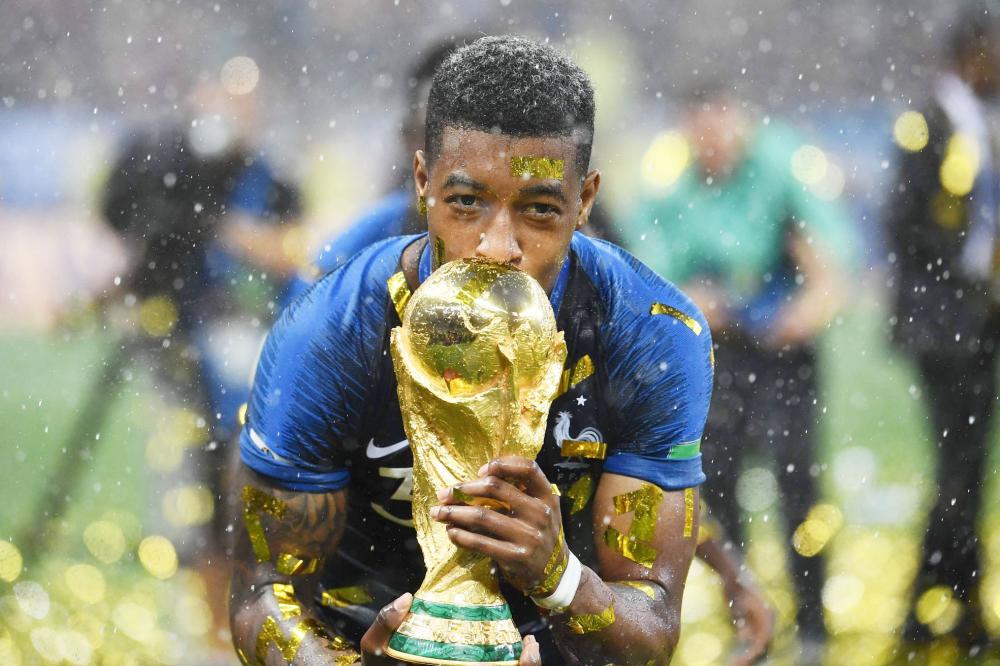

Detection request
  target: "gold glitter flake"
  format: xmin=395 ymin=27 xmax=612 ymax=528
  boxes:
xmin=320 ymin=586 xmax=374 ymax=608
xmin=683 ymin=487 xmax=695 ymax=538
xmin=387 ymin=271 xmax=412 ymax=321
xmin=650 ymin=302 xmax=702 ymax=335
xmin=255 ymin=616 xmax=309 ymax=663
xmin=603 ymin=483 xmax=664 ymax=568
xmin=510 ymin=156 xmax=565 ymax=181
xmin=565 ymin=603 xmax=615 ymax=634
xmin=560 ymin=439 xmax=607 ymax=460
xmin=272 ymin=583 xmax=303 ymax=620
xmin=557 ymin=354 xmax=595 ymax=396
xmin=620 ymin=580 xmax=657 ymax=599
xmin=276 ymin=553 xmax=322 ymax=577
xmin=566 ymin=474 xmax=594 ymax=515
xmin=529 ymin=528 xmax=567 ymax=597
xmin=433 ymin=236 xmax=446 ymax=269
xmin=242 ymin=485 xmax=288 ymax=563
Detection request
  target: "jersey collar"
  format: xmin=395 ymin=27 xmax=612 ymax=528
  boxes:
xmin=418 ymin=236 xmax=571 ymax=316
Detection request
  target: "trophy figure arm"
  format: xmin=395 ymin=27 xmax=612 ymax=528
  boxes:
xmin=229 ymin=465 xmax=360 ymax=666
xmin=547 ymin=472 xmax=698 ymax=666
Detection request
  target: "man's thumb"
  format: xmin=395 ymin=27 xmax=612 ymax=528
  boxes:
xmin=366 ymin=593 xmax=414 ymax=648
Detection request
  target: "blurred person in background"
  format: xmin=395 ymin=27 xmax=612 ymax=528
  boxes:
xmin=887 ymin=7 xmax=1000 ymax=653
xmin=623 ymin=84 xmax=852 ymax=663
xmin=100 ymin=75 xmax=303 ymax=646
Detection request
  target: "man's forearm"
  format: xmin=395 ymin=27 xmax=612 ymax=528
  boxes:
xmin=231 ymin=569 xmax=360 ymax=665
xmin=547 ymin=567 xmax=679 ymax=666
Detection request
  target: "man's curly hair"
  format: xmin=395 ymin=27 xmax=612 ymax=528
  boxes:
xmin=425 ymin=35 xmax=596 ymax=176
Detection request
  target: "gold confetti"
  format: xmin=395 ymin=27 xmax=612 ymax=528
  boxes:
xmin=557 ymin=355 xmax=595 ymax=396
xmin=387 ymin=272 xmax=412 ymax=320
xmin=683 ymin=488 xmax=695 ymax=538
xmin=620 ymin=580 xmax=657 ymax=599
xmin=550 ymin=483 xmax=561 ymax=496
xmin=603 ymin=483 xmax=664 ymax=568
xmin=320 ymin=586 xmax=374 ymax=608
xmin=529 ymin=528 xmax=567 ymax=597
xmin=560 ymin=439 xmax=607 ymax=460
xmin=566 ymin=474 xmax=594 ymax=515
xmin=417 ymin=194 xmax=427 ymax=216
xmin=272 ymin=583 xmax=302 ymax=620
xmin=566 ymin=603 xmax=615 ymax=634
xmin=433 ymin=235 xmax=446 ymax=269
xmin=510 ymin=156 xmax=565 ymax=181
xmin=242 ymin=485 xmax=287 ymax=563
xmin=650 ymin=302 xmax=702 ymax=335
xmin=255 ymin=616 xmax=311 ymax=663
xmin=276 ymin=553 xmax=322 ymax=576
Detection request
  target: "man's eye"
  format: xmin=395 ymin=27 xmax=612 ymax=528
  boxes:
xmin=449 ymin=194 xmax=478 ymax=207
xmin=526 ymin=203 xmax=559 ymax=216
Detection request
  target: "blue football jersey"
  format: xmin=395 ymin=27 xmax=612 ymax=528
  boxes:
xmin=239 ymin=231 xmax=713 ymax=641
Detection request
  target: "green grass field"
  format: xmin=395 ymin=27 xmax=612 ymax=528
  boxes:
xmin=1 ymin=298 xmax=998 ymax=665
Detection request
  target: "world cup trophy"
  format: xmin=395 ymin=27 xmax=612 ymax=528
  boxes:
xmin=385 ymin=258 xmax=567 ymax=665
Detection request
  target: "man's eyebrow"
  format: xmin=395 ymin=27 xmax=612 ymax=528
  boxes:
xmin=442 ymin=174 xmax=488 ymax=191
xmin=519 ymin=183 xmax=568 ymax=203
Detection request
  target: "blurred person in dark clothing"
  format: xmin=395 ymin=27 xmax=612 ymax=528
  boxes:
xmin=887 ymin=7 xmax=1000 ymax=651
xmin=101 ymin=78 xmax=303 ymax=644
xmin=624 ymin=85 xmax=852 ymax=662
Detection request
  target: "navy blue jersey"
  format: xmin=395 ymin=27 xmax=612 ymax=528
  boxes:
xmin=239 ymin=232 xmax=713 ymax=640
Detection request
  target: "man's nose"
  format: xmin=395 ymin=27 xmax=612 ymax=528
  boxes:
xmin=475 ymin=213 xmax=523 ymax=264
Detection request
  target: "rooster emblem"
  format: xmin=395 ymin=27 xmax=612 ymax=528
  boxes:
xmin=552 ymin=411 xmax=603 ymax=448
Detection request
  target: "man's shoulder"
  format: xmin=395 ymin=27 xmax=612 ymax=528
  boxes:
xmin=570 ymin=233 xmax=709 ymax=341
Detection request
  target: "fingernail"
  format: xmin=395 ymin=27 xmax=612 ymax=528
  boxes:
xmin=478 ymin=464 xmax=488 ymax=476
xmin=436 ymin=487 xmax=449 ymax=501
xmin=394 ymin=594 xmax=411 ymax=610
xmin=430 ymin=506 xmax=440 ymax=519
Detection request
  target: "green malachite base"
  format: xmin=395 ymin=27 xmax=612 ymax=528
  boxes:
xmin=385 ymin=599 xmax=522 ymax=665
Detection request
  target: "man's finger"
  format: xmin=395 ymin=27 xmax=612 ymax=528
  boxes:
xmin=519 ymin=634 xmax=541 ymax=666
xmin=430 ymin=504 xmax=538 ymax=543
xmin=360 ymin=592 xmax=413 ymax=656
xmin=438 ymin=475 xmax=546 ymax=518
xmin=445 ymin=525 xmax=526 ymax=564
xmin=479 ymin=457 xmax=552 ymax=498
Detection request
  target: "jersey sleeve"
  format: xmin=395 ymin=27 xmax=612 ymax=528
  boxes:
xmin=238 ymin=242 xmax=398 ymax=492
xmin=589 ymin=242 xmax=714 ymax=490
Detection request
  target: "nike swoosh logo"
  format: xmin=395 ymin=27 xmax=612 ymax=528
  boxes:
xmin=366 ymin=438 xmax=410 ymax=459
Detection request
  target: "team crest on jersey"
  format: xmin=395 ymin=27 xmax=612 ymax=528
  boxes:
xmin=552 ymin=411 xmax=604 ymax=469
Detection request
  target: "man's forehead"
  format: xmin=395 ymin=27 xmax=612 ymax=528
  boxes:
xmin=438 ymin=126 xmax=576 ymax=173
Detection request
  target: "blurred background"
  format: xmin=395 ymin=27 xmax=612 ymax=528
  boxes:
xmin=0 ymin=1 xmax=997 ymax=665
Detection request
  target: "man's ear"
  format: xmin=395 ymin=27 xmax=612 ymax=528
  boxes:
xmin=577 ymin=169 xmax=601 ymax=227
xmin=414 ymin=150 xmax=430 ymax=197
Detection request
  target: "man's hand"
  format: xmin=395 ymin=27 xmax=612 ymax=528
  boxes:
xmin=726 ymin=583 xmax=773 ymax=666
xmin=360 ymin=593 xmax=541 ymax=666
xmin=430 ymin=456 xmax=563 ymax=594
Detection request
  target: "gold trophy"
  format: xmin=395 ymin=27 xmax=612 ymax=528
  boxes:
xmin=385 ymin=258 xmax=567 ymax=665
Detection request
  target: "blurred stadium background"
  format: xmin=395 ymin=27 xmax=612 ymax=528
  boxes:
xmin=1 ymin=1 xmax=998 ymax=664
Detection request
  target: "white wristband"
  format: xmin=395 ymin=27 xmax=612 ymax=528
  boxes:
xmin=531 ymin=550 xmax=581 ymax=613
